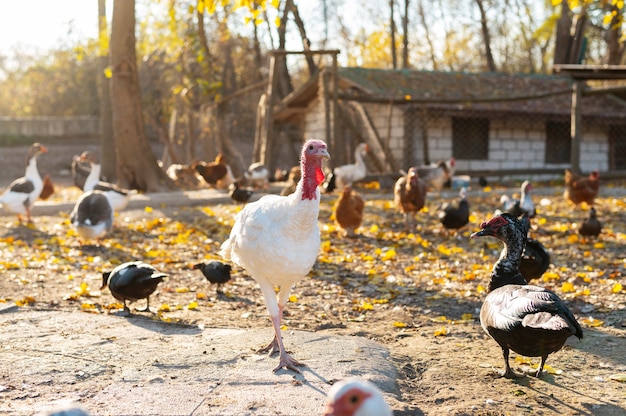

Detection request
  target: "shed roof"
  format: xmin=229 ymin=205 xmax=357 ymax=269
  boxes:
xmin=275 ymin=67 xmax=626 ymax=120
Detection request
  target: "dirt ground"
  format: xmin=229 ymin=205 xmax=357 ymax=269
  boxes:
xmin=0 ymin=142 xmax=625 ymax=415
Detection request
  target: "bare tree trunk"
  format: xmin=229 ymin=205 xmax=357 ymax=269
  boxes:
xmin=98 ymin=0 xmax=115 ymax=181
xmin=109 ymin=0 xmax=176 ymax=191
xmin=418 ymin=0 xmax=438 ymax=70
xmin=390 ymin=0 xmax=397 ymax=69
xmin=475 ymin=0 xmax=497 ymax=72
xmin=401 ymin=0 xmax=409 ymax=68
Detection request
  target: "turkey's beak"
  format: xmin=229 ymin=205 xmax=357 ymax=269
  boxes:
xmin=319 ymin=148 xmax=331 ymax=160
xmin=40 ymin=145 xmax=48 ymax=153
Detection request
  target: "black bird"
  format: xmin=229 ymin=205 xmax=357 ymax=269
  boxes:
xmin=438 ymin=187 xmax=469 ymax=235
xmin=101 ymin=261 xmax=167 ymax=315
xmin=578 ymin=207 xmax=602 ymax=238
xmin=193 ymin=261 xmax=232 ymax=294
xmin=228 ymin=182 xmax=253 ymax=204
xmin=471 ymin=213 xmax=583 ymax=378
xmin=518 ymin=214 xmax=550 ymax=283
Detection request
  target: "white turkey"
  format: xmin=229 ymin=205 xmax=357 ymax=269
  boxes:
xmin=219 ymin=139 xmax=330 ymax=372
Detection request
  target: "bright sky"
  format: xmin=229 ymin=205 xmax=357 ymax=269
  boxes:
xmin=0 ymin=0 xmax=113 ymax=55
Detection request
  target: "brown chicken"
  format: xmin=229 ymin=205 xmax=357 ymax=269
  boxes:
xmin=333 ymin=186 xmax=365 ymax=237
xmin=394 ymin=167 xmax=427 ymax=230
xmin=195 ymin=153 xmax=229 ymax=186
xmin=564 ymin=169 xmax=600 ymax=206
xmin=39 ymin=174 xmax=55 ymax=200
xmin=280 ymin=166 xmax=301 ymax=196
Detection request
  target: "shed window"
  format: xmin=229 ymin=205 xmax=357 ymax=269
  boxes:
xmin=545 ymin=121 xmax=570 ymax=164
xmin=452 ymin=117 xmax=489 ymax=160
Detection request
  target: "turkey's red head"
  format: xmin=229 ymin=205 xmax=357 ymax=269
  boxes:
xmin=301 ymin=139 xmax=330 ymax=200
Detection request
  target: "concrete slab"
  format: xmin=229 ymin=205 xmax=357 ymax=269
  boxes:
xmin=0 ymin=309 xmax=399 ymax=415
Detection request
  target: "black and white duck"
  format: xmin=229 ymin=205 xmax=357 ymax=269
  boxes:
xmin=438 ymin=187 xmax=469 ymax=235
xmin=0 ymin=143 xmax=48 ymax=222
xmin=101 ymin=261 xmax=168 ymax=315
xmin=471 ymin=213 xmax=583 ymax=378
xmin=70 ymin=190 xmax=113 ymax=242
xmin=76 ymin=151 xmax=131 ymax=212
xmin=578 ymin=207 xmax=602 ymax=238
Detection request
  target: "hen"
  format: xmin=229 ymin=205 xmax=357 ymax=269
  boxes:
xmin=194 ymin=153 xmax=229 ymax=187
xmin=416 ymin=157 xmax=455 ymax=191
xmin=438 ymin=187 xmax=469 ymax=235
xmin=471 ymin=214 xmax=583 ymax=378
xmin=0 ymin=143 xmax=47 ymax=222
xmin=564 ymin=169 xmax=600 ymax=206
xmin=39 ymin=174 xmax=55 ymax=200
xmin=333 ymin=186 xmax=365 ymax=238
xmin=332 ymin=142 xmax=369 ymax=190
xmin=165 ymin=163 xmax=202 ymax=189
xmin=394 ymin=167 xmax=427 ymax=230
xmin=500 ymin=180 xmax=535 ymax=218
xmin=578 ymin=207 xmax=602 ymax=238
xmin=219 ymin=139 xmax=330 ymax=373
xmin=323 ymin=377 xmax=392 ymax=416
xmin=101 ymin=261 xmax=167 ymax=315
xmin=280 ymin=166 xmax=301 ymax=196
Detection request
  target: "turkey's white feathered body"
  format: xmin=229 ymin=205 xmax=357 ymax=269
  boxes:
xmin=220 ymin=182 xmax=321 ymax=290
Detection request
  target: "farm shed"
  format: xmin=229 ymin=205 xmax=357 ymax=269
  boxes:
xmin=268 ymin=67 xmax=626 ymax=180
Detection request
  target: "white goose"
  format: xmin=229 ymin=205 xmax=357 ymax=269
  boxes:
xmin=0 ymin=143 xmax=47 ymax=222
xmin=77 ymin=151 xmax=131 ymax=212
xmin=333 ymin=142 xmax=369 ymax=190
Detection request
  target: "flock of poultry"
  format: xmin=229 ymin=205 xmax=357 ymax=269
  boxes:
xmin=0 ymin=141 xmax=605 ymax=415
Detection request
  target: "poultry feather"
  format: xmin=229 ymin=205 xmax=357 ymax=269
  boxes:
xmin=416 ymin=157 xmax=455 ymax=191
xmin=193 ymin=261 xmax=232 ymax=294
xmin=578 ymin=207 xmax=602 ymax=238
xmin=323 ymin=377 xmax=392 ymax=416
xmin=438 ymin=187 xmax=469 ymax=235
xmin=228 ymin=182 xmax=254 ymax=204
xmin=77 ymin=151 xmax=132 ymax=211
xmin=518 ymin=214 xmax=550 ymax=282
xmin=39 ymin=174 xmax=55 ymax=200
xmin=333 ymin=186 xmax=365 ymax=238
xmin=218 ymin=139 xmax=330 ymax=373
xmin=101 ymin=261 xmax=167 ymax=315
xmin=194 ymin=153 xmax=229 ymax=186
xmin=471 ymin=213 xmax=583 ymax=378
xmin=70 ymin=190 xmax=113 ymax=242
xmin=394 ymin=167 xmax=427 ymax=230
xmin=0 ymin=143 xmax=47 ymax=222
xmin=564 ymin=169 xmax=600 ymax=206
xmin=332 ymin=142 xmax=369 ymax=190
xmin=500 ymin=180 xmax=535 ymax=218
